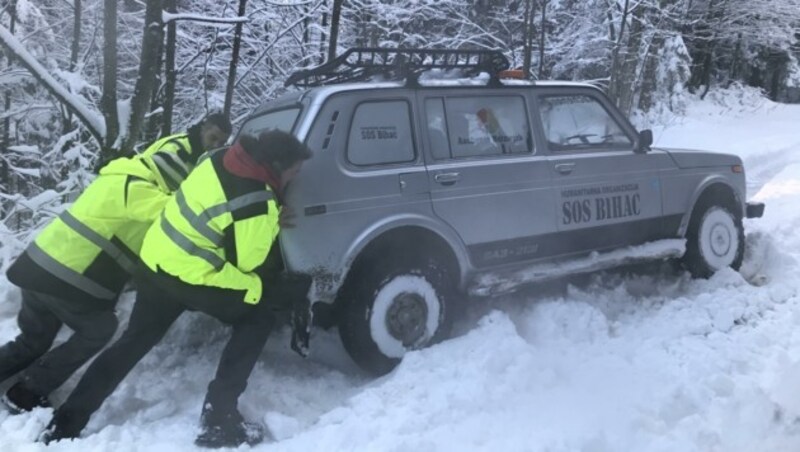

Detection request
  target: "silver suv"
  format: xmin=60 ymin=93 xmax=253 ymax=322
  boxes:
xmin=239 ymin=49 xmax=765 ymax=375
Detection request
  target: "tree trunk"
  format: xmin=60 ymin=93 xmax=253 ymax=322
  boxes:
xmin=2 ymin=0 xmax=17 ymax=201
xmin=101 ymin=0 xmax=119 ymax=154
xmin=162 ymin=0 xmax=177 ymax=135
xmin=607 ymin=11 xmax=616 ymax=43
xmin=302 ymin=3 xmax=310 ymax=57
xmin=70 ymin=0 xmax=82 ymax=72
xmin=144 ymin=16 xmax=166 ymax=143
xmin=728 ymin=33 xmax=741 ymax=86
xmin=687 ymin=0 xmax=717 ymax=94
xmin=328 ymin=0 xmax=344 ymax=61
xmin=638 ymin=32 xmax=664 ymax=112
xmin=223 ymin=0 xmax=247 ymax=118
xmin=608 ymin=0 xmax=630 ymax=103
xmin=61 ymin=0 xmax=82 ymax=134
xmin=319 ymin=11 xmax=328 ymax=64
xmin=522 ymin=0 xmax=533 ymax=78
xmin=538 ymin=0 xmax=548 ymax=79
xmin=120 ymin=0 xmax=164 ymax=154
xmin=616 ymin=1 xmax=644 ymax=114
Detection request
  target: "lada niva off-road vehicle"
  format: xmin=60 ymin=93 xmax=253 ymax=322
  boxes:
xmin=238 ymin=48 xmax=765 ymax=375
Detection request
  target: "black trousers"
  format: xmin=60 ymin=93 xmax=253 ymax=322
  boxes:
xmin=0 ymin=289 xmax=117 ymax=396
xmin=55 ymin=270 xmax=275 ymax=433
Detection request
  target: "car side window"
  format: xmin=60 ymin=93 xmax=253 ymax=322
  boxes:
xmin=424 ymin=98 xmax=451 ymax=160
xmin=538 ymin=95 xmax=632 ymax=152
xmin=425 ymin=96 xmax=532 ymax=160
xmin=347 ymin=100 xmax=415 ymax=166
xmin=238 ymin=108 xmax=300 ymax=136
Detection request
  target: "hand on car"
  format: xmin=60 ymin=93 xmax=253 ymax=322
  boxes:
xmin=279 ymin=206 xmax=297 ymax=228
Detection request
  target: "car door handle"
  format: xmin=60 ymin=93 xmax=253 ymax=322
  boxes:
xmin=434 ymin=172 xmax=461 ymax=185
xmin=554 ymin=163 xmax=576 ymax=175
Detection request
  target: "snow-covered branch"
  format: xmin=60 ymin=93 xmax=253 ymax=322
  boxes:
xmin=0 ymin=23 xmax=105 ymax=144
xmin=162 ymin=11 xmax=248 ymax=26
xmin=233 ymin=0 xmax=325 ymax=88
xmin=263 ymin=0 xmax=319 ymax=6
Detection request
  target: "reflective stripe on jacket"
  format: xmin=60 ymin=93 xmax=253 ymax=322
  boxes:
xmin=140 ymin=150 xmax=280 ymax=304
xmin=23 ymin=155 xmax=171 ymax=300
xmin=139 ymin=133 xmax=197 ymax=193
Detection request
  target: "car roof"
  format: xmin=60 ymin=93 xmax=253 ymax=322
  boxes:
xmin=249 ymin=78 xmax=604 ymax=117
xmin=305 ymin=78 xmax=601 ymax=95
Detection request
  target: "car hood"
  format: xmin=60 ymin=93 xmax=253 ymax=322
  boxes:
xmin=654 ymin=147 xmax=742 ymax=169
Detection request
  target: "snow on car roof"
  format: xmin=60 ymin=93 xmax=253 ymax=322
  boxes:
xmin=305 ymin=78 xmax=601 ymax=99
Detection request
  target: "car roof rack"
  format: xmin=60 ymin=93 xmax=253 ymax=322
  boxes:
xmin=284 ymin=47 xmax=511 ymax=88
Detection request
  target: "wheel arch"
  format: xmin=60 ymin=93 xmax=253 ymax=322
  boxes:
xmin=331 ymin=220 xmax=464 ymax=323
xmin=341 ymin=215 xmax=468 ymax=289
xmin=679 ymin=177 xmax=743 ymax=237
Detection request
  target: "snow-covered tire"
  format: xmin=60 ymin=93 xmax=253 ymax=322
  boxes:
xmin=683 ymin=197 xmax=744 ymax=278
xmin=338 ymin=255 xmax=454 ymax=376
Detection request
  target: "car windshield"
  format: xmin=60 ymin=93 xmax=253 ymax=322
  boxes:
xmin=238 ymin=107 xmax=301 ymax=137
xmin=538 ymin=95 xmax=632 ymax=151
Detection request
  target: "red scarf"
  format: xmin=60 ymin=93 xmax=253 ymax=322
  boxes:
xmin=222 ymin=141 xmax=282 ymax=199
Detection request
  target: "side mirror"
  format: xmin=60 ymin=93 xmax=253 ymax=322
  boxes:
xmin=635 ymin=129 xmax=653 ymax=154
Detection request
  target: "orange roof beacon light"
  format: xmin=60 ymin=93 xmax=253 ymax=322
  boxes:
xmin=498 ymin=69 xmax=526 ymax=80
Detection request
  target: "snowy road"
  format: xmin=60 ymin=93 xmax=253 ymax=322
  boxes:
xmin=3 ymin=90 xmax=800 ymax=451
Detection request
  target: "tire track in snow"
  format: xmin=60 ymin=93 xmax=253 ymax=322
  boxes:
xmin=743 ymin=141 xmax=800 ymax=197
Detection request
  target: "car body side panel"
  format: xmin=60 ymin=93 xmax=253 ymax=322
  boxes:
xmin=529 ymin=88 xmax=678 ymax=254
xmin=280 ymin=89 xmax=471 ymax=301
xmin=417 ymin=88 xmax=557 ymax=269
xmin=252 ymin=82 xmax=755 ymax=304
xmin=549 ymin=150 xmax=675 ymax=249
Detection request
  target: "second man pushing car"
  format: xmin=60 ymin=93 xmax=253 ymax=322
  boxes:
xmin=43 ymin=130 xmax=313 ymax=448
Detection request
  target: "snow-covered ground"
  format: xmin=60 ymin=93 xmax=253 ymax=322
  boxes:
xmin=3 ymin=89 xmax=800 ymax=451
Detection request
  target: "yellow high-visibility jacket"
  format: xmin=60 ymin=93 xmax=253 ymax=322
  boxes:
xmin=140 ymin=133 xmax=199 ymax=192
xmin=7 ymin=132 xmax=205 ymax=302
xmin=140 ymin=150 xmax=280 ymax=304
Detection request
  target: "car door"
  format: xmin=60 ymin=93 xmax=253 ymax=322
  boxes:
xmin=418 ymin=89 xmax=557 ymax=269
xmin=535 ymin=89 xmax=674 ymax=256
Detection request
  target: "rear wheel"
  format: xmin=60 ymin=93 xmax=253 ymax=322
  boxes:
xmin=338 ymin=255 xmax=454 ymax=376
xmin=683 ymin=198 xmax=744 ymax=278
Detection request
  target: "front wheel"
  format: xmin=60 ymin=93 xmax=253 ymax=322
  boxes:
xmin=683 ymin=200 xmax=744 ymax=278
xmin=338 ymin=256 xmax=454 ymax=376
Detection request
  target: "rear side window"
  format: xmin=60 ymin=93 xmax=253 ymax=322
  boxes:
xmin=348 ymin=100 xmax=415 ymax=166
xmin=426 ymin=96 xmax=532 ymax=160
xmin=239 ymin=108 xmax=300 ymax=137
xmin=538 ymin=95 xmax=632 ymax=151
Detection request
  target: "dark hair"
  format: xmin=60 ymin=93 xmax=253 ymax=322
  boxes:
xmin=203 ymin=112 xmax=232 ymax=135
xmin=239 ymin=130 xmax=312 ymax=172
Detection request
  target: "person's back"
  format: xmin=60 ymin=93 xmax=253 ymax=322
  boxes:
xmin=43 ymin=131 xmax=314 ymax=448
xmin=9 ymin=155 xmax=165 ymax=301
xmin=0 ymin=114 xmax=231 ymax=412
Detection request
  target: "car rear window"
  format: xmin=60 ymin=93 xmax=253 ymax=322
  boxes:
xmin=347 ymin=100 xmax=415 ymax=166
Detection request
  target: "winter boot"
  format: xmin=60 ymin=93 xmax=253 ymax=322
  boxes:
xmin=1 ymin=381 xmax=50 ymax=414
xmin=195 ymin=420 xmax=267 ymax=448
xmin=195 ymin=405 xmax=269 ymax=448
xmin=38 ymin=408 xmax=88 ymax=444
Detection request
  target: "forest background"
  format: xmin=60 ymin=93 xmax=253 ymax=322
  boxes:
xmin=0 ymin=0 xmax=798 ymax=267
